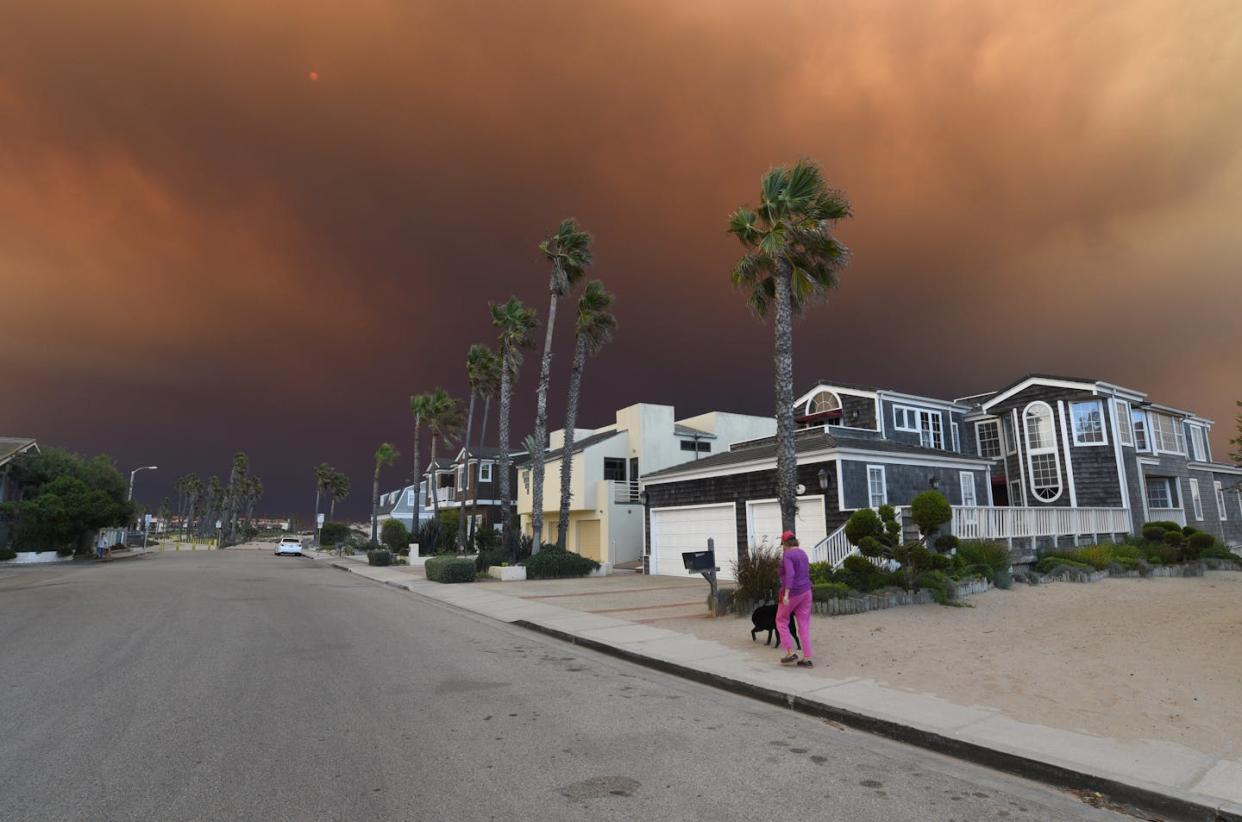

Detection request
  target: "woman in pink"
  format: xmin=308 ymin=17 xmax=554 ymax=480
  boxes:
xmin=776 ymin=530 xmax=814 ymax=667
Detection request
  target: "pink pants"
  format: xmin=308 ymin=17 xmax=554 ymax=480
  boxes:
xmin=776 ymin=590 xmax=812 ymax=658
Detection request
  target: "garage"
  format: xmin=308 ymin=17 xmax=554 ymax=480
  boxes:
xmin=745 ymin=495 xmax=827 ymax=554
xmin=576 ymin=519 xmax=601 ymax=562
xmin=649 ymin=503 xmax=738 ymax=581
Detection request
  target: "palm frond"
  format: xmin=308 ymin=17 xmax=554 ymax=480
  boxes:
xmin=540 ymin=217 xmax=594 ymax=296
xmin=575 ymin=280 xmax=617 ymax=356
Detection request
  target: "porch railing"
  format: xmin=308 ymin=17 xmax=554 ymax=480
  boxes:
xmin=810 ymin=523 xmax=854 ymax=567
xmin=1146 ymin=507 xmax=1186 ymax=527
xmin=612 ymin=480 xmax=641 ymax=505
xmin=950 ymin=506 xmax=1131 ymax=541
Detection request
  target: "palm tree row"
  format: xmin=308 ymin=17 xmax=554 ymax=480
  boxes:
xmin=173 ymin=451 xmax=269 ymax=545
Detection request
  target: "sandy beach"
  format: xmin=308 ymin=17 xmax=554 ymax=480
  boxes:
xmin=649 ymin=572 xmax=1242 ymax=758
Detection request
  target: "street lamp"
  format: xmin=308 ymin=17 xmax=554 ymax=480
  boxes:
xmin=128 ymin=465 xmax=159 ymax=501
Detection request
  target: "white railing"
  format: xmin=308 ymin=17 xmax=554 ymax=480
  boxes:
xmin=612 ymin=480 xmax=641 ymax=504
xmin=1146 ymin=507 xmax=1186 ymax=527
xmin=950 ymin=506 xmax=1131 ymax=541
xmin=810 ymin=523 xmax=855 ymax=567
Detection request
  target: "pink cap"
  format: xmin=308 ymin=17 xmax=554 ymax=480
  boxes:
xmin=780 ymin=530 xmax=797 ymax=544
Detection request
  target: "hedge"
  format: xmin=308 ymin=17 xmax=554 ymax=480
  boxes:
xmin=0 ymin=548 xmax=16 ymax=562
xmin=425 ymin=556 xmax=476 ymax=583
xmin=367 ymin=548 xmax=393 ymax=567
xmin=523 ymin=546 xmax=599 ymax=579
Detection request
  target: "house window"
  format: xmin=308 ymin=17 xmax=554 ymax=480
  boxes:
xmin=1002 ymin=415 xmax=1017 ymax=454
xmin=456 ymin=465 xmax=465 ymax=489
xmin=1189 ymin=426 xmax=1206 ymax=462
xmin=960 ymin=472 xmax=977 ymax=507
xmin=1023 ymin=402 xmax=1061 ymax=502
xmin=679 ymin=440 xmax=711 ymax=452
xmin=479 ymin=461 xmax=493 ymax=483
xmin=867 ymin=465 xmax=887 ymax=509
xmin=1113 ymin=400 xmax=1134 ymax=447
xmin=1009 ymin=479 xmax=1023 ymax=507
xmin=1214 ymin=481 xmax=1227 ymax=521
xmin=1151 ymin=412 xmax=1186 ymax=455
xmin=1070 ymin=400 xmax=1107 ymax=446
xmin=1188 ymin=479 xmax=1203 ymax=520
xmin=406 ymin=489 xmax=417 ymax=507
xmin=951 ymin=422 xmax=961 ymax=453
xmin=894 ymin=406 xmax=942 ymax=448
xmin=603 ymin=458 xmax=627 ymax=482
xmin=893 ymin=406 xmax=919 ymax=432
xmin=1146 ymin=477 xmax=1176 ymax=510
xmin=807 ymin=390 xmax=841 ymax=415
xmin=1131 ymin=409 xmax=1149 ymax=451
xmin=976 ymin=420 xmax=1002 ymax=459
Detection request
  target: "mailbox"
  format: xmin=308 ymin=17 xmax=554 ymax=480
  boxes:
xmin=681 ymin=549 xmax=716 ymax=572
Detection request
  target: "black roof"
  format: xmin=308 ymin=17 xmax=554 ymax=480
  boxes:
xmin=535 ymin=429 xmax=625 ymax=464
xmin=642 ymin=427 xmax=986 ymax=480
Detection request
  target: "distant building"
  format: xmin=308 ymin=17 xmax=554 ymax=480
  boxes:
xmin=0 ymin=436 xmax=39 ymax=503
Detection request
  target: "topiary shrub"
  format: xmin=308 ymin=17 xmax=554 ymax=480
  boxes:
xmin=910 ymin=490 xmax=952 ymax=542
xmin=1162 ymin=529 xmax=1185 ymax=548
xmin=1185 ymin=531 xmax=1215 ymax=560
xmin=844 ymin=508 xmax=883 ymax=546
xmin=1144 ymin=542 xmax=1179 ymax=564
xmin=380 ymin=519 xmax=410 ymax=556
xmin=934 ymin=534 xmax=960 ymax=553
xmin=475 ymin=548 xmax=507 ymax=573
xmin=524 ymin=545 xmax=600 ymax=580
xmin=367 ymin=548 xmax=393 ymax=567
xmin=1144 ymin=520 xmax=1182 ymax=533
xmin=836 ymin=554 xmax=891 ymax=593
xmin=1198 ymin=543 xmax=1239 ymax=561
xmin=425 ymin=555 xmax=477 ymax=583
xmin=1141 ymin=525 xmax=1166 ymax=543
xmin=811 ymin=582 xmax=851 ymax=601
xmin=1181 ymin=525 xmax=1198 ymax=537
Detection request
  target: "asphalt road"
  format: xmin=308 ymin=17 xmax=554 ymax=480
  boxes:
xmin=0 ymin=552 xmax=1129 ymax=821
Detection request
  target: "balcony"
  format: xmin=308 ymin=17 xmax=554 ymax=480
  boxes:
xmin=950 ymin=506 xmax=1132 ymax=541
xmin=612 ymin=479 xmax=641 ymax=505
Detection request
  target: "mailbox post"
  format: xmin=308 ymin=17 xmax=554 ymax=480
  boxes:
xmin=682 ymin=537 xmax=723 ymax=617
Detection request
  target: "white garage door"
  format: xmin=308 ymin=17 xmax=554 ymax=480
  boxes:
xmin=746 ymin=495 xmax=827 ymax=554
xmin=650 ymin=504 xmax=739 ymax=581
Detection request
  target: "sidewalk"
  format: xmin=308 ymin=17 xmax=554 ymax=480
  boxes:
xmin=317 ymin=555 xmax=1242 ymax=822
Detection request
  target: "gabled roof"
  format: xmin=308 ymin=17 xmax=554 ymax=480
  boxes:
xmin=451 ymin=445 xmax=507 ymax=461
xmin=642 ymin=428 xmax=987 ymax=481
xmin=0 ymin=437 xmax=38 ymax=467
xmin=674 ymin=423 xmax=715 ymax=439
xmin=531 ymin=429 xmax=625 ymax=464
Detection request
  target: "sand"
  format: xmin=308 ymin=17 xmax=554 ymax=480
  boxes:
xmin=649 ymin=573 xmax=1242 ymax=758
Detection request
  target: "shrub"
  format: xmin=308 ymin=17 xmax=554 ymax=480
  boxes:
xmin=845 ymin=508 xmax=884 ymax=546
xmin=1198 ymin=543 xmax=1239 ymax=561
xmin=1111 ymin=556 xmax=1139 ymax=570
xmin=733 ymin=543 xmax=782 ymax=602
xmin=367 ymin=548 xmax=393 ymax=567
xmin=425 ymin=555 xmax=476 ymax=583
xmin=0 ymin=548 xmax=16 ymax=562
xmin=319 ymin=521 xmax=350 ymax=547
xmin=910 ymin=490 xmax=952 ymax=540
xmin=811 ymin=582 xmax=851 ymax=601
xmin=524 ymin=545 xmax=600 ymax=580
xmin=913 ymin=570 xmax=957 ymax=604
xmin=1074 ymin=545 xmax=1115 ymax=571
xmin=1185 ymin=531 xmax=1216 ymax=559
xmin=1034 ymin=556 xmax=1093 ymax=574
xmin=808 ymin=561 xmax=835 ymax=586
xmin=1144 ymin=520 xmax=1183 ymax=533
xmin=475 ymin=548 xmax=507 ymax=573
xmin=836 ymin=554 xmax=892 ymax=593
xmin=380 ymin=519 xmax=410 ymax=555
xmin=1181 ymin=525 xmax=1198 ymax=537
xmin=934 ymin=534 xmax=960 ymax=553
xmin=1162 ymin=529 xmax=1185 ymax=548
xmin=1111 ymin=543 xmax=1145 ymax=562
xmin=1144 ymin=542 xmax=1180 ymax=564
xmin=955 ymin=541 xmax=1011 ymax=583
xmin=414 ymin=518 xmax=450 ymax=556
xmin=1141 ymin=525 xmax=1166 ymax=542
xmin=473 ymin=525 xmax=500 ymax=552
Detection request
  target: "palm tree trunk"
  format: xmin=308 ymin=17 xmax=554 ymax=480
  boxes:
xmin=773 ymin=264 xmax=798 ymax=532
xmin=469 ymin=395 xmax=491 ymax=547
xmin=314 ymin=487 xmax=322 ymax=543
xmin=411 ymin=417 xmax=422 ymax=535
xmin=530 ymin=293 xmax=560 ymax=552
xmin=329 ymin=497 xmax=336 ymax=521
xmin=498 ymin=358 xmax=514 ymax=559
xmin=458 ymin=389 xmax=476 ymax=551
xmin=371 ymin=464 xmax=381 ymax=543
xmin=557 ymin=334 xmax=587 ymax=551
xmin=429 ymin=436 xmax=440 ymax=515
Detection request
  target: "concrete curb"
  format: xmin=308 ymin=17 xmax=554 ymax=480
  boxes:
xmin=326 ymin=558 xmax=1239 ymax=822
xmin=514 ymin=619 xmax=1235 ymax=822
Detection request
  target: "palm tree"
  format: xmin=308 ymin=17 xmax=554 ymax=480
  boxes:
xmin=180 ymin=474 xmax=202 ymax=541
xmin=729 ymin=159 xmax=851 ymax=531
xmin=201 ymin=475 xmax=222 ymax=538
xmin=370 ymin=443 xmax=400 ymax=542
xmin=556 ymin=280 xmax=618 ymax=551
xmin=459 ymin=345 xmax=499 ymax=550
xmin=424 ymin=387 xmax=465 ymax=519
xmin=409 ymin=393 xmax=433 ymax=533
xmin=328 ymin=470 xmax=350 ymax=521
xmin=223 ymin=452 xmax=250 ymax=545
xmin=242 ymin=476 xmax=263 ymax=534
xmin=490 ymin=296 xmax=538 ymax=558
xmin=313 ymin=462 xmax=333 ymax=540
xmin=467 ymin=345 xmax=501 ymax=548
xmin=530 ymin=218 xmax=593 ymax=551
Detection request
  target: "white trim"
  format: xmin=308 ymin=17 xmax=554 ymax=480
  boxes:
xmin=1094 ymin=381 xmax=1147 ymax=403
xmin=1131 ymin=408 xmax=1151 ymax=453
xmin=1189 ymin=425 xmax=1207 ymax=462
xmin=802 ymin=388 xmax=843 ymax=417
xmin=1012 ymin=409 xmax=1028 ymax=506
xmin=1069 ymin=399 xmax=1109 ymax=447
xmin=1190 ymin=461 xmax=1242 ymax=475
xmin=1025 ymin=401 xmax=1063 ymax=503
xmin=1188 ymin=478 xmax=1203 ymax=521
xmin=959 ymin=471 xmax=977 ymax=507
xmin=1214 ymin=481 xmax=1227 ymax=521
xmin=796 ymin=384 xmax=878 ymax=404
xmin=866 ymin=465 xmax=887 ymax=508
xmin=1137 ymin=470 xmax=1150 ymax=523
xmin=479 ymin=461 xmax=493 ymax=482
xmin=878 ymin=389 xmax=972 ymax=413
xmin=951 ymin=422 xmax=961 ymax=453
xmin=1113 ymin=399 xmax=1134 ymax=447
xmin=1150 ymin=411 xmax=1187 ymax=456
xmin=744 ymin=495 xmax=827 ymax=549
xmin=975 ymin=419 xmax=1002 ymax=460
xmin=1056 ymin=400 xmax=1078 ymax=507
xmin=892 ymin=404 xmax=921 ymax=432
xmin=648 ymin=501 xmax=737 ymax=513
xmin=832 ymin=449 xmax=989 ymax=469
xmin=1107 ymin=397 xmax=1131 ymax=513
xmin=1136 ymin=456 xmax=1160 ymax=466
xmin=981 ymin=377 xmax=1097 ymax=412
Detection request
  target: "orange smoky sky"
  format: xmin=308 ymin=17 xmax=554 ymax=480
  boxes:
xmin=2 ymin=0 xmax=1240 ymax=516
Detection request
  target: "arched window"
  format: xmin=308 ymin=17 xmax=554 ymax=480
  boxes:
xmin=806 ymin=390 xmax=841 ymax=416
xmin=1023 ymin=401 xmax=1062 ymax=502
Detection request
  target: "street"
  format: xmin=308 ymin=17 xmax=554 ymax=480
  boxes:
xmin=0 ymin=552 xmax=1128 ymax=821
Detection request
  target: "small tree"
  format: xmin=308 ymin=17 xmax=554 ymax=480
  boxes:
xmin=380 ymin=518 xmax=410 ymax=555
xmin=910 ymin=490 xmax=952 ymax=544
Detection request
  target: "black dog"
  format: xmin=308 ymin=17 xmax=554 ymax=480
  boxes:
xmin=750 ymin=603 xmax=800 ymax=650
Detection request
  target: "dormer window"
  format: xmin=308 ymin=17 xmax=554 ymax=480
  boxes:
xmin=807 ymin=390 xmax=841 ymax=416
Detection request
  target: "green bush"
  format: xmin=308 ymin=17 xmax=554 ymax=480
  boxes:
xmin=1162 ymin=529 xmax=1185 ymax=548
xmin=1198 ymin=543 xmax=1239 ymax=561
xmin=1185 ymin=531 xmax=1215 ymax=559
xmin=836 ymin=554 xmax=894 ymax=593
xmin=955 ymin=541 xmax=1011 ymax=584
xmin=425 ymin=555 xmax=477 ymax=583
xmin=811 ymin=582 xmax=851 ymax=601
xmin=1141 ymin=525 xmax=1166 ymax=542
xmin=475 ymin=548 xmax=507 ymax=573
xmin=367 ymin=548 xmax=393 ymax=567
xmin=934 ymin=534 xmax=960 ymax=552
xmin=733 ymin=543 xmax=782 ymax=601
xmin=1181 ymin=525 xmax=1198 ymax=537
xmin=913 ymin=570 xmax=957 ymax=604
xmin=1111 ymin=543 xmax=1145 ymax=561
xmin=808 ymin=560 xmax=836 ymax=586
xmin=844 ymin=508 xmax=884 ymax=546
xmin=524 ymin=545 xmax=600 ymax=580
xmin=473 ymin=525 xmax=500 ymax=552
xmin=1144 ymin=542 xmax=1180 ymax=564
xmin=1034 ymin=556 xmax=1093 ymax=574
xmin=1111 ymin=556 xmax=1139 ymax=570
xmin=910 ymin=490 xmax=952 ymax=539
xmin=1144 ymin=520 xmax=1183 ymax=533
xmin=380 ymin=519 xmax=410 ymax=555
xmin=1074 ymin=545 xmax=1115 ymax=571
xmin=319 ymin=522 xmax=350 ymax=547
xmin=0 ymin=548 xmax=16 ymax=562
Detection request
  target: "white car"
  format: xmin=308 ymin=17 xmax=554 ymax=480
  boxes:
xmin=275 ymin=537 xmax=303 ymax=556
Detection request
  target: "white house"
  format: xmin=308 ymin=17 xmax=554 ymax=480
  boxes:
xmin=517 ymin=403 xmax=775 ymax=565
